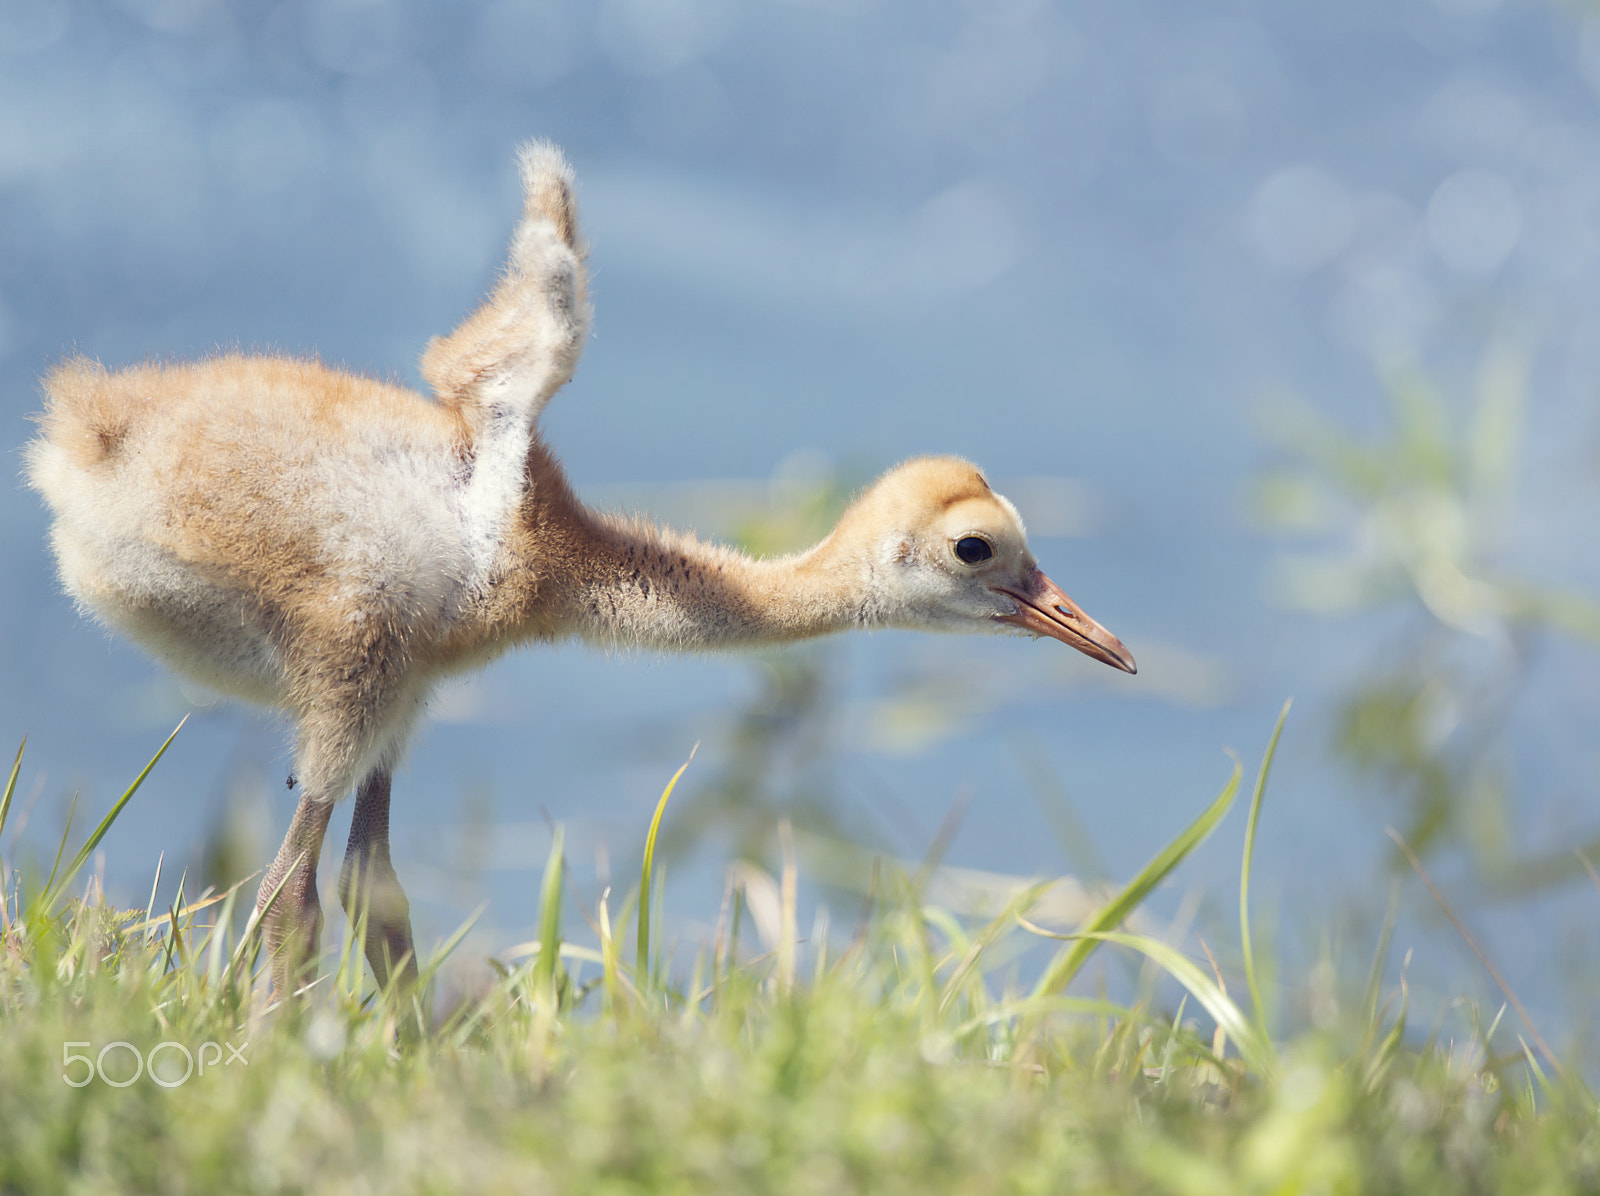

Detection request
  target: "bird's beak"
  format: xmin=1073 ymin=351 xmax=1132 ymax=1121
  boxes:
xmin=992 ymin=569 xmax=1137 ymax=674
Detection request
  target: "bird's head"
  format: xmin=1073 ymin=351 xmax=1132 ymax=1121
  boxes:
xmin=829 ymin=456 xmax=1136 ymax=674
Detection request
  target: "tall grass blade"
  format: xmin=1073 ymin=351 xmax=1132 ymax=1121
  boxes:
xmin=1361 ymin=880 xmax=1401 ymax=1050
xmin=1240 ymin=698 xmax=1290 ymax=1041
xmin=938 ymin=879 xmax=1051 ymax=1016
xmin=810 ymin=907 xmax=829 ymax=987
xmin=535 ymin=825 xmax=566 ymax=1008
xmin=1032 ymin=760 xmax=1241 ymax=998
xmin=39 ymin=790 xmax=78 ymax=918
xmin=39 ymin=718 xmax=186 ymax=918
xmin=1072 ymin=929 xmax=1274 ymax=1074
xmin=1519 ymin=1038 xmax=1554 ymax=1105
xmin=637 ymin=745 xmax=695 ymax=987
xmin=649 ymin=863 xmax=668 ymax=991
xmin=142 ymin=854 xmax=165 ymax=944
xmin=205 ymin=882 xmax=239 ymax=984
xmin=0 ymin=739 xmax=22 ymax=933
xmin=1362 ymin=991 xmax=1407 ymax=1093
xmin=414 ymin=902 xmax=487 ymax=992
xmin=0 ymin=738 xmax=23 ymax=844
xmin=598 ymin=887 xmax=620 ymax=1014
xmin=727 ymin=885 xmax=745 ymax=986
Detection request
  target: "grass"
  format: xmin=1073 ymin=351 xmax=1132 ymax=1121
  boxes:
xmin=2 ymin=717 xmax=1599 ymax=1194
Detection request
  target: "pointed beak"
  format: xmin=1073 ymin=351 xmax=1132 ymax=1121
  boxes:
xmin=992 ymin=569 xmax=1137 ymax=674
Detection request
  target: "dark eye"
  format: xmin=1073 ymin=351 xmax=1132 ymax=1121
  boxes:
xmin=954 ymin=536 xmax=993 ymax=565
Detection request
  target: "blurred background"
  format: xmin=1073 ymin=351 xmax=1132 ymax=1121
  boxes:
xmin=5 ymin=0 xmax=1600 ymax=1042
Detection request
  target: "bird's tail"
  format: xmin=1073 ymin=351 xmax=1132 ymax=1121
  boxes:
xmin=27 ymin=355 xmax=133 ymax=472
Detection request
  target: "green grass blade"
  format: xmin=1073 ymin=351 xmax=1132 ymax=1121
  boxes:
xmin=1074 ymin=929 xmax=1274 ymax=1074
xmin=142 ymin=854 xmax=166 ymax=945
xmin=1519 ymin=1038 xmax=1554 ymax=1105
xmin=1363 ymin=988 xmax=1408 ymax=1093
xmin=598 ymin=887 xmax=621 ymax=1015
xmin=1240 ymin=698 xmax=1290 ymax=1042
xmin=649 ymin=862 xmax=668 ymax=992
xmin=1361 ymin=881 xmax=1401 ymax=1050
xmin=938 ymin=879 xmax=1052 ymax=1016
xmin=414 ymin=902 xmax=488 ymax=992
xmin=0 ymin=739 xmax=25 ymax=931
xmin=637 ymin=746 xmax=696 ymax=987
xmin=0 ymin=738 xmax=23 ymax=844
xmin=205 ymin=881 xmax=239 ymax=984
xmin=40 ymin=718 xmax=186 ymax=918
xmin=1033 ymin=760 xmax=1241 ymax=998
xmin=35 ymin=790 xmax=79 ymax=927
xmin=535 ymin=825 xmax=566 ymax=1007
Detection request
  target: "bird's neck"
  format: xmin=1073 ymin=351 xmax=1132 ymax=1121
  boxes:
xmin=468 ymin=440 xmax=886 ymax=654
xmin=545 ymin=507 xmax=877 ymax=650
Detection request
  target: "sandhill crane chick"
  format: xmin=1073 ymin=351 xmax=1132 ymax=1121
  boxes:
xmin=27 ymin=142 xmax=1136 ymax=996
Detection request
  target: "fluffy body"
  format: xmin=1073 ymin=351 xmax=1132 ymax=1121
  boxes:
xmin=26 ymin=142 xmax=1133 ymax=994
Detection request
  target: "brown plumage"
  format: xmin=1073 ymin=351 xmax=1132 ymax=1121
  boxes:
xmin=27 ymin=142 xmax=1134 ymax=996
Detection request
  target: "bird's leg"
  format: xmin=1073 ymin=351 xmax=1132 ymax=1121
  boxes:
xmin=337 ymin=768 xmax=419 ymax=993
xmin=255 ymin=792 xmax=334 ymax=998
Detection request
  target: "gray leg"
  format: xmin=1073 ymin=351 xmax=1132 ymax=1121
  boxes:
xmin=337 ymin=768 xmax=419 ymax=992
xmin=255 ymin=793 xmax=335 ymax=997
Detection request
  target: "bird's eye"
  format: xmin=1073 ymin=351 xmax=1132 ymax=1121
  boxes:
xmin=954 ymin=536 xmax=993 ymax=565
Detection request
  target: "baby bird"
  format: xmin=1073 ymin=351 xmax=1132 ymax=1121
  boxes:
xmin=26 ymin=143 xmax=1135 ymax=996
